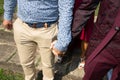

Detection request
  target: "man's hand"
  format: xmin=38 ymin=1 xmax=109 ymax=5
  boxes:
xmin=50 ymin=40 xmax=64 ymax=56
xmin=2 ymin=20 xmax=13 ymax=30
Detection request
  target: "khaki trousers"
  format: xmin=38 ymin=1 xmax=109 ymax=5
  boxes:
xmin=13 ymin=18 xmax=58 ymax=80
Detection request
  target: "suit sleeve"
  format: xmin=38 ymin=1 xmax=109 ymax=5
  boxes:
xmin=72 ymin=0 xmax=100 ymax=38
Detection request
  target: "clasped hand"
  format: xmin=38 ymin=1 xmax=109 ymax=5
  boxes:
xmin=50 ymin=40 xmax=64 ymax=56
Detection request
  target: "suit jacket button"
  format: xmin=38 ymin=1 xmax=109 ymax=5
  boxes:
xmin=115 ymin=26 xmax=120 ymax=31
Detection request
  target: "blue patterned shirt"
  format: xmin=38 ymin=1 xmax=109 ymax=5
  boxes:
xmin=4 ymin=0 xmax=74 ymax=51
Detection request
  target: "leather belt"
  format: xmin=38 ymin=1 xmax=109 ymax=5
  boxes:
xmin=25 ymin=21 xmax=57 ymax=28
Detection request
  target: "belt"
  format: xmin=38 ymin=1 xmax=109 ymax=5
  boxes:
xmin=25 ymin=21 xmax=57 ymax=28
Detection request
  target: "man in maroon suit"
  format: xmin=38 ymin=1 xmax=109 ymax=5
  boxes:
xmin=72 ymin=0 xmax=120 ymax=80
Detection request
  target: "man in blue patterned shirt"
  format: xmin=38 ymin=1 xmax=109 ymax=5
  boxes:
xmin=3 ymin=0 xmax=74 ymax=80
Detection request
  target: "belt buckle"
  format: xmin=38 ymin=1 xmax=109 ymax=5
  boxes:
xmin=32 ymin=23 xmax=47 ymax=28
xmin=32 ymin=23 xmax=37 ymax=28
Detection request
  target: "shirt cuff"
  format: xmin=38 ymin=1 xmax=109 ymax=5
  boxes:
xmin=54 ymin=41 xmax=68 ymax=52
xmin=4 ymin=13 xmax=13 ymax=20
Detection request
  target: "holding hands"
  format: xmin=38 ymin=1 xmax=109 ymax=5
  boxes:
xmin=50 ymin=40 xmax=64 ymax=56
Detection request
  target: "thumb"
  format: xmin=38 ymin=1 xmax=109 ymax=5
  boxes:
xmin=50 ymin=40 xmax=57 ymax=49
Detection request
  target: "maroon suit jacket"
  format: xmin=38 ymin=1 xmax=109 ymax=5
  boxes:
xmin=73 ymin=0 xmax=94 ymax=42
xmin=72 ymin=0 xmax=120 ymax=57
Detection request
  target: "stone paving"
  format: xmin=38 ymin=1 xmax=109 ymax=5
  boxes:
xmin=0 ymin=25 xmax=85 ymax=80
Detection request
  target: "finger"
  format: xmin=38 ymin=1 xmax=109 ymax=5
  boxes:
xmin=52 ymin=50 xmax=58 ymax=56
xmin=3 ymin=23 xmax=11 ymax=29
xmin=52 ymin=40 xmax=57 ymax=44
xmin=50 ymin=43 xmax=53 ymax=49
xmin=7 ymin=24 xmax=13 ymax=30
xmin=50 ymin=40 xmax=57 ymax=49
xmin=3 ymin=24 xmax=8 ymax=28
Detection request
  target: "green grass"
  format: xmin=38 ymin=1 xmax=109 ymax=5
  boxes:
xmin=0 ymin=0 xmax=4 ymax=23
xmin=0 ymin=0 xmax=4 ymax=16
xmin=0 ymin=68 xmax=24 ymax=80
xmin=95 ymin=3 xmax=100 ymax=16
